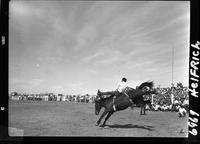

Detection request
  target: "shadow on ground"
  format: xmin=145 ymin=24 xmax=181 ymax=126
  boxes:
xmin=104 ymin=124 xmax=155 ymax=131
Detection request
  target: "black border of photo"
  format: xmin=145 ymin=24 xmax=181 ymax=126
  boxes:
xmin=0 ymin=0 xmax=199 ymax=143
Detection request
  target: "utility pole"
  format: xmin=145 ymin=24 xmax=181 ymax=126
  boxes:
xmin=172 ymin=45 xmax=174 ymax=86
xmin=171 ymin=45 xmax=174 ymax=105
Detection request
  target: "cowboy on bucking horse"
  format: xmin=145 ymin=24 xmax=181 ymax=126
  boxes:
xmin=97 ymin=77 xmax=133 ymax=98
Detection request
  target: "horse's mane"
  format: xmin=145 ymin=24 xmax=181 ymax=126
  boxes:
xmin=124 ymin=81 xmax=154 ymax=102
xmin=137 ymin=81 xmax=154 ymax=90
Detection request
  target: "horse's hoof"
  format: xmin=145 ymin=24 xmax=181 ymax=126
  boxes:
xmin=96 ymin=121 xmax=100 ymax=126
xmin=100 ymin=124 xmax=105 ymax=127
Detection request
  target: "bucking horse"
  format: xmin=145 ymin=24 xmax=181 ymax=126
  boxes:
xmin=94 ymin=81 xmax=157 ymax=127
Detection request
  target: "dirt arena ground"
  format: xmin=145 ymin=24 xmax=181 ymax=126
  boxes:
xmin=9 ymin=100 xmax=188 ymax=137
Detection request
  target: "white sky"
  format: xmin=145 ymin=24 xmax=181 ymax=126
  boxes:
xmin=9 ymin=1 xmax=190 ymax=95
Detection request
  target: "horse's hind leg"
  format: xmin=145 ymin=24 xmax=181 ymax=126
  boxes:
xmin=144 ymin=106 xmax=146 ymax=115
xmin=140 ymin=106 xmax=143 ymax=115
xmin=101 ymin=111 xmax=114 ymax=127
xmin=96 ymin=109 xmax=108 ymax=126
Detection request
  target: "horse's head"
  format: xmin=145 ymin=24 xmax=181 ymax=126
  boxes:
xmin=94 ymin=96 xmax=102 ymax=115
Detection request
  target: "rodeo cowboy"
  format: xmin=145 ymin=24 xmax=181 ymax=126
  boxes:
xmin=97 ymin=77 xmax=132 ymax=98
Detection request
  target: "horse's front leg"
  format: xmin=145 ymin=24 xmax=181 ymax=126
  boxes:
xmin=101 ymin=111 xmax=114 ymax=127
xmin=96 ymin=109 xmax=108 ymax=126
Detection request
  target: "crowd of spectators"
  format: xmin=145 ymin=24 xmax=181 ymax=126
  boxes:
xmin=9 ymin=92 xmax=96 ymax=103
xmin=143 ymin=83 xmax=189 ymax=117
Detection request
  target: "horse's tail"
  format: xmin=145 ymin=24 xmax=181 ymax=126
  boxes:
xmin=96 ymin=89 xmax=101 ymax=100
xmin=137 ymin=81 xmax=154 ymax=90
